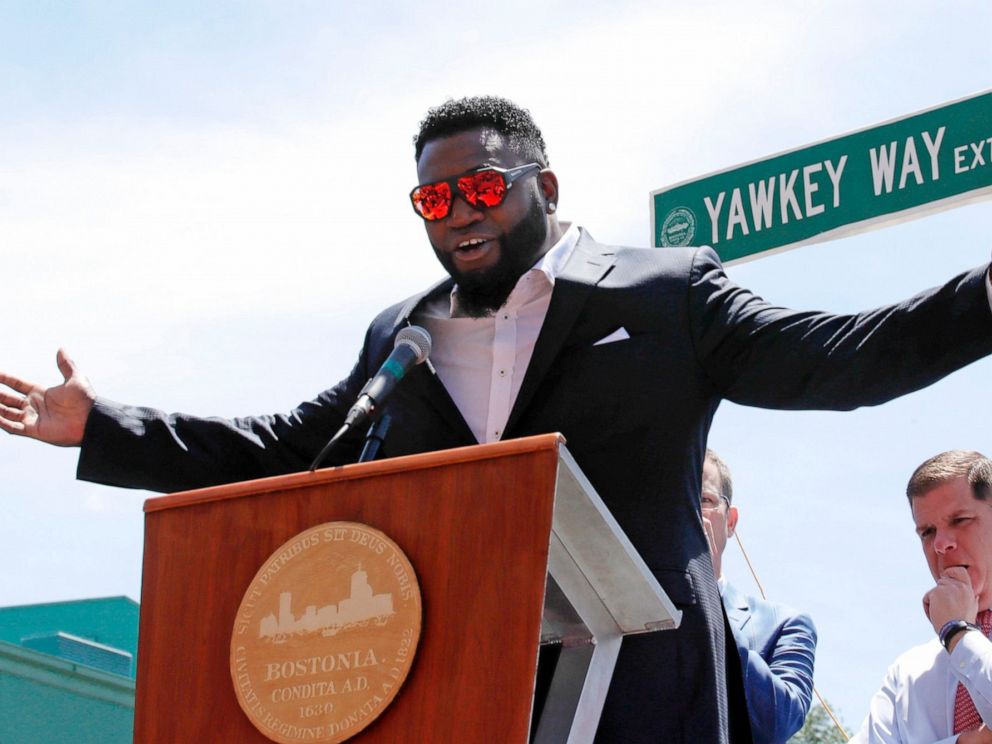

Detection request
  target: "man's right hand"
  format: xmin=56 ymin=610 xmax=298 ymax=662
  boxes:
xmin=0 ymin=349 xmax=96 ymax=446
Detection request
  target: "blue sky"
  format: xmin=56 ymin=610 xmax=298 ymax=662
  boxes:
xmin=2 ymin=0 xmax=990 ymax=731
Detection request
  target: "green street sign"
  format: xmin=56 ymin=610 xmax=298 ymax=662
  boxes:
xmin=651 ymin=90 xmax=992 ymax=264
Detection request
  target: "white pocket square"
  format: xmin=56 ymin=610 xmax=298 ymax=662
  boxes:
xmin=593 ymin=327 xmax=630 ymax=346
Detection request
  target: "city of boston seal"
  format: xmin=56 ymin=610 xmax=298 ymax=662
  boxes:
xmin=230 ymin=522 xmax=422 ymax=743
xmin=659 ymin=206 xmax=696 ymax=247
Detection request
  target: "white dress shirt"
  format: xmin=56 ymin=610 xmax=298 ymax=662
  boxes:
xmin=854 ymin=630 xmax=992 ymax=744
xmin=415 ymin=223 xmax=580 ymax=444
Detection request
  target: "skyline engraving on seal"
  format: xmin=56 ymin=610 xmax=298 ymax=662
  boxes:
xmin=259 ymin=567 xmax=395 ymax=641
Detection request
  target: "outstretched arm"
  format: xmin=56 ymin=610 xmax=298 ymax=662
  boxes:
xmin=0 ymin=349 xmax=95 ymax=446
xmin=689 ymin=247 xmax=992 ymax=411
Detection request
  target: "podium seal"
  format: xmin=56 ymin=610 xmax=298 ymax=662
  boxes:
xmin=230 ymin=522 xmax=422 ymax=743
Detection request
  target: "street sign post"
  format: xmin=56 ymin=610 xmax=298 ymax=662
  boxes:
xmin=651 ymin=90 xmax=992 ymax=264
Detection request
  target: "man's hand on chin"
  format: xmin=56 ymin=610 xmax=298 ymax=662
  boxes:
xmin=923 ymin=565 xmax=979 ymax=634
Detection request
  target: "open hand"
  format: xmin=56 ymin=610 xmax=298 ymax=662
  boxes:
xmin=0 ymin=349 xmax=96 ymax=446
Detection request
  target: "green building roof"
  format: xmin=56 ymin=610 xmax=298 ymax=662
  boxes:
xmin=0 ymin=596 xmax=139 ymax=744
xmin=0 ymin=595 xmax=139 ymax=675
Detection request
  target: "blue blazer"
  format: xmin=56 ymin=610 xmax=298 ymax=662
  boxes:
xmin=724 ymin=581 xmax=817 ymax=744
xmin=78 ymin=230 xmax=992 ymax=743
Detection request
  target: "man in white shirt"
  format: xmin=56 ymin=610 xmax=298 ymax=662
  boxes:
xmin=855 ymin=450 xmax=992 ymax=744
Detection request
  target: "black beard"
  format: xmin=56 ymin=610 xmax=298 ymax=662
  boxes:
xmin=454 ymin=200 xmax=549 ymax=318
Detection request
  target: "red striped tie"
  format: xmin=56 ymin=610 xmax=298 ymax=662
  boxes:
xmin=953 ymin=610 xmax=992 ymax=733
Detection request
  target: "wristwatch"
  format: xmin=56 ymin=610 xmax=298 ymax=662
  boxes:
xmin=939 ymin=619 xmax=979 ymax=651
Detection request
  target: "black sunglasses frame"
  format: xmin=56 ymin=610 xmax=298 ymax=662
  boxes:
xmin=409 ymin=162 xmax=542 ymax=221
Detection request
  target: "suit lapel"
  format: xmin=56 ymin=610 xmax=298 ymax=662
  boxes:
xmin=723 ymin=581 xmax=753 ymax=633
xmin=389 ymin=277 xmax=453 ymax=336
xmin=504 ymin=230 xmax=616 ymax=436
xmin=391 ymin=278 xmax=479 ymax=444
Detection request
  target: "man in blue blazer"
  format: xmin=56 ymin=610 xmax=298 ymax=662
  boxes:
xmin=703 ymin=449 xmax=817 ymax=744
xmin=2 ymin=96 xmax=992 ymax=743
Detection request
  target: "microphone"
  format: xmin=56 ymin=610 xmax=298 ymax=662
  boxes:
xmin=309 ymin=325 xmax=432 ymax=471
xmin=344 ymin=325 xmax=432 ymax=430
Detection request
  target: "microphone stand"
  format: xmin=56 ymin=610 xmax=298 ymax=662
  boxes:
xmin=358 ymin=414 xmax=392 ymax=463
xmin=308 ymin=413 xmax=393 ymax=471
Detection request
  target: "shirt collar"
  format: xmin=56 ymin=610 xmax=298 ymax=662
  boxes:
xmin=448 ymin=222 xmax=579 ymax=317
xmin=533 ymin=221 xmax=580 ymax=285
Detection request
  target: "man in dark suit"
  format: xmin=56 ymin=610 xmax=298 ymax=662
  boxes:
xmin=2 ymin=95 xmax=992 ymax=743
xmin=702 ymin=449 xmax=817 ymax=744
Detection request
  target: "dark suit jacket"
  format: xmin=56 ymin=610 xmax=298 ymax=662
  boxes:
xmin=78 ymin=230 xmax=992 ymax=743
xmin=723 ymin=581 xmax=817 ymax=744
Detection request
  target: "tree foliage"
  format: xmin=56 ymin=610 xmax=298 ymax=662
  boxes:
xmin=790 ymin=703 xmax=851 ymax=743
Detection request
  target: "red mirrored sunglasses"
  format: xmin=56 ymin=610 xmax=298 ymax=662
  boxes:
xmin=409 ymin=163 xmax=542 ymax=221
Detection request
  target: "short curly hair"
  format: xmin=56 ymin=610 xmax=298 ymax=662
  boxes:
xmin=413 ymin=95 xmax=549 ymax=167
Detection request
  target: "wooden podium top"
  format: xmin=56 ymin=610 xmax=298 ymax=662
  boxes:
xmin=144 ymin=432 xmax=567 ymax=514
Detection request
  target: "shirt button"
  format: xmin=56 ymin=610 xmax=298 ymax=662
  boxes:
xmin=494 ymin=430 xmax=501 ymax=438
xmin=499 ymin=369 xmax=506 ymax=377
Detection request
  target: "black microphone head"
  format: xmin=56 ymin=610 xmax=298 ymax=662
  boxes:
xmin=395 ymin=325 xmax=432 ymax=364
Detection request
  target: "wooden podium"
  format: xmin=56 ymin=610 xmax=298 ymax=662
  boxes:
xmin=134 ymin=434 xmax=678 ymax=743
